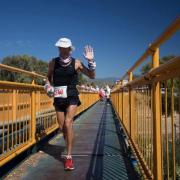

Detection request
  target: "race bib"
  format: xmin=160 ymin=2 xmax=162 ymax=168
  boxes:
xmin=54 ymin=86 xmax=67 ymax=98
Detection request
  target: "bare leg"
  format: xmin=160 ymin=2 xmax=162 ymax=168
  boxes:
xmin=65 ymin=105 xmax=77 ymax=156
xmin=56 ymin=111 xmax=67 ymax=145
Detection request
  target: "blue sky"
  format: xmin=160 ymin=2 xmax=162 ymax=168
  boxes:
xmin=0 ymin=0 xmax=179 ymax=78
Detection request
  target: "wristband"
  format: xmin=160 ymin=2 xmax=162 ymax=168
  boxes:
xmin=44 ymin=83 xmax=54 ymax=97
xmin=88 ymin=60 xmax=96 ymax=70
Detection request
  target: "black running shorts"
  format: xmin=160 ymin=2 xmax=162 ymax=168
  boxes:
xmin=53 ymin=96 xmax=81 ymax=112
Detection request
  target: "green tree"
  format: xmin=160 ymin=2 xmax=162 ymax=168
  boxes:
xmin=0 ymin=55 xmax=48 ymax=84
xmin=141 ymin=55 xmax=175 ymax=74
xmin=0 ymin=55 xmax=92 ymax=85
xmin=78 ymin=72 xmax=88 ymax=85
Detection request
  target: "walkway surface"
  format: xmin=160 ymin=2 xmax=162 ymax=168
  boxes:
xmin=4 ymin=101 xmax=139 ymax=180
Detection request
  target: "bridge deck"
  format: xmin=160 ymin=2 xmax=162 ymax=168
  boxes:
xmin=4 ymin=101 xmax=139 ymax=180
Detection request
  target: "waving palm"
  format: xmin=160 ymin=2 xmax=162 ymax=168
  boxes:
xmin=83 ymin=45 xmax=94 ymax=61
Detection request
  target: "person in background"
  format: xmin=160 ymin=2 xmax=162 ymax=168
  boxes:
xmin=105 ymin=84 xmax=111 ymax=103
xmin=99 ymin=87 xmax=105 ymax=101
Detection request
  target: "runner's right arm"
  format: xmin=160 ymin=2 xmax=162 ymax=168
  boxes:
xmin=44 ymin=59 xmax=55 ymax=97
xmin=46 ymin=59 xmax=54 ymax=84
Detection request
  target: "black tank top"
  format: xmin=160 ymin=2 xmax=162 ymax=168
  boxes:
xmin=53 ymin=57 xmax=79 ymax=97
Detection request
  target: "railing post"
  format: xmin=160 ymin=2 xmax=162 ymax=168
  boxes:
xmin=116 ymin=92 xmax=117 ymax=109
xmin=31 ymin=78 xmax=36 ymax=142
xmin=128 ymin=72 xmax=133 ymax=138
xmin=121 ymin=80 xmax=124 ymax=123
xmin=12 ymin=89 xmax=17 ymax=121
xmin=117 ymin=91 xmax=120 ymax=118
xmin=152 ymin=48 xmax=162 ymax=180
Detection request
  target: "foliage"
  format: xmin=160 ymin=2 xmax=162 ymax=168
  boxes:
xmin=0 ymin=55 xmax=91 ymax=85
xmin=140 ymin=55 xmax=176 ymax=74
xmin=78 ymin=72 xmax=88 ymax=85
xmin=0 ymin=55 xmax=48 ymax=84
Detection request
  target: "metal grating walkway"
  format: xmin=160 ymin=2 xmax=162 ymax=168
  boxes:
xmin=4 ymin=101 xmax=139 ymax=180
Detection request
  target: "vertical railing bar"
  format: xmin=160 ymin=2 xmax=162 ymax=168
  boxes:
xmin=147 ymin=87 xmax=151 ymax=170
xmin=145 ymin=86 xmax=148 ymax=164
xmin=179 ymin=77 xmax=180 ymax=146
xmin=26 ymin=90 xmax=28 ymax=142
xmin=129 ymin=87 xmax=132 ymax=137
xmin=16 ymin=90 xmax=18 ymax=146
xmin=144 ymin=86 xmax=147 ymax=161
xmin=14 ymin=89 xmax=19 ymax=145
xmin=152 ymin=48 xmax=162 ymax=180
xmin=23 ymin=90 xmax=25 ymax=144
xmin=171 ymin=78 xmax=176 ymax=180
xmin=24 ymin=90 xmax=26 ymax=143
xmin=2 ymin=89 xmax=5 ymax=154
xmin=117 ymin=92 xmax=119 ymax=119
xmin=137 ymin=88 xmax=139 ymax=146
xmin=142 ymin=86 xmax=145 ymax=157
xmin=18 ymin=90 xmax=24 ymax=144
xmin=22 ymin=90 xmax=26 ymax=143
xmin=150 ymin=86 xmax=153 ymax=172
xmin=140 ymin=88 xmax=142 ymax=152
xmin=31 ymin=78 xmax=36 ymax=142
xmin=140 ymin=88 xmax=143 ymax=153
xmin=165 ymin=81 xmax=169 ymax=179
xmin=160 ymin=82 xmax=164 ymax=178
xmin=19 ymin=90 xmax=22 ymax=145
xmin=147 ymin=86 xmax=150 ymax=168
xmin=122 ymin=89 xmax=124 ymax=124
xmin=129 ymin=72 xmax=133 ymax=137
xmin=136 ymin=89 xmax=138 ymax=145
xmin=12 ymin=90 xmax=14 ymax=148
xmin=7 ymin=89 xmax=10 ymax=151
xmin=143 ymin=87 xmax=146 ymax=162
xmin=151 ymin=86 xmax=154 ymax=174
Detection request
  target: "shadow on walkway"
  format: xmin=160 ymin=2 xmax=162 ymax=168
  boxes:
xmin=40 ymin=142 xmax=65 ymax=165
xmin=85 ymin=100 xmax=140 ymax=180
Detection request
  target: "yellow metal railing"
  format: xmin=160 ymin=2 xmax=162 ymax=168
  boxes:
xmin=0 ymin=63 xmax=99 ymax=167
xmin=111 ymin=16 xmax=180 ymax=180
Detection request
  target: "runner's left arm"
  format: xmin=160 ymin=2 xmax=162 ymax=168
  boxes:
xmin=76 ymin=60 xmax=95 ymax=79
xmin=76 ymin=45 xmax=96 ymax=79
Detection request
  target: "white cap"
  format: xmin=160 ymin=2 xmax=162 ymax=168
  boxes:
xmin=55 ymin=37 xmax=75 ymax=50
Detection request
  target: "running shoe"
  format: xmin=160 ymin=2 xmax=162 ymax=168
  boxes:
xmin=64 ymin=157 xmax=75 ymax=170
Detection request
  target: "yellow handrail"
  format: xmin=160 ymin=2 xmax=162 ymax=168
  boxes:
xmin=120 ymin=16 xmax=180 ymax=81
xmin=0 ymin=63 xmax=46 ymax=79
xmin=111 ymin=16 xmax=180 ymax=180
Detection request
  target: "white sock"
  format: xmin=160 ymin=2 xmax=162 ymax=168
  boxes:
xmin=66 ymin=155 xmax=72 ymax=159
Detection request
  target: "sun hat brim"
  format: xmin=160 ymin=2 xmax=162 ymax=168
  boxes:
xmin=55 ymin=38 xmax=75 ymax=51
xmin=55 ymin=43 xmax=75 ymax=51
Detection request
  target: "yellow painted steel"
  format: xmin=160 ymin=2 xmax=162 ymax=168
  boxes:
xmin=119 ymin=16 xmax=180 ymax=81
xmin=151 ymin=48 xmax=162 ymax=180
xmin=164 ymin=81 xmax=170 ymax=179
xmin=111 ymin=16 xmax=180 ymax=180
xmin=31 ymin=80 xmax=36 ymax=142
xmin=129 ymin=72 xmax=135 ymax=142
xmin=0 ymin=63 xmax=45 ymax=79
xmin=171 ymin=79 xmax=176 ymax=180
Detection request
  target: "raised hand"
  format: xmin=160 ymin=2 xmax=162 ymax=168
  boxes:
xmin=83 ymin=45 xmax=94 ymax=61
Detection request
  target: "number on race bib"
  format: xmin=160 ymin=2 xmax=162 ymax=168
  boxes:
xmin=54 ymin=86 xmax=67 ymax=98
